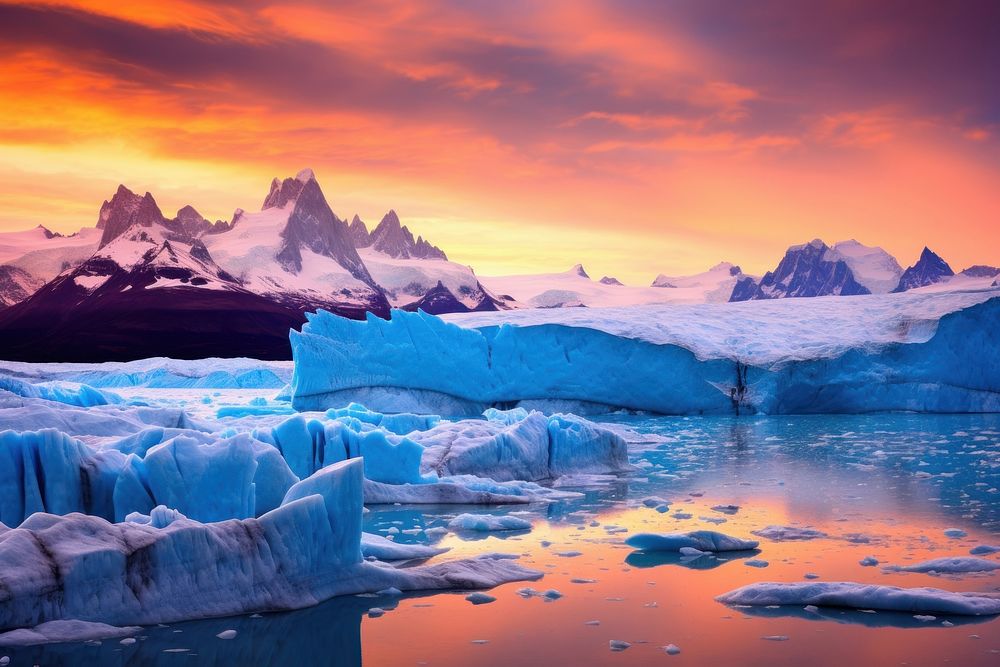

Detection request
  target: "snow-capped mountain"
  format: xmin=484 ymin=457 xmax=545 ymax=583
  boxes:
xmin=483 ymin=261 xmax=743 ymax=308
xmin=0 ymin=224 xmax=101 ymax=307
xmin=730 ymin=239 xmax=870 ymax=301
xmin=0 ymin=169 xmax=506 ymax=360
xmin=892 ymin=247 xmax=955 ymax=292
xmin=823 ymin=240 xmax=902 ymax=294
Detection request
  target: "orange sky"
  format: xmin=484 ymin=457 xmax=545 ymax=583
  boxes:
xmin=0 ymin=0 xmax=997 ymax=283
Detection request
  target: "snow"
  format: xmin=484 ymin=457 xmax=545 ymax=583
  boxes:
xmin=448 ymin=513 xmax=532 ymax=532
xmin=884 ymin=557 xmax=1000 ymax=574
xmin=0 ymin=226 xmax=100 ymax=282
xmin=625 ymin=530 xmax=760 ymax=552
xmin=824 ymin=240 xmax=903 ymax=294
xmin=716 ymin=582 xmax=1000 ymax=616
xmin=0 ymin=357 xmax=292 ymax=389
xmin=359 ymin=248 xmax=487 ymax=309
xmin=291 ymin=290 xmax=999 ymax=416
xmin=482 ymin=262 xmax=741 ymax=308
xmin=444 ymin=288 xmax=998 ymax=365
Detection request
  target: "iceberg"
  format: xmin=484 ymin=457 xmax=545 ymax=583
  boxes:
xmin=0 ymin=459 xmax=542 ymax=632
xmin=290 ymin=293 xmax=1000 ymax=415
xmin=448 ymin=513 xmax=533 ymax=532
xmin=625 ymin=530 xmax=760 ymax=552
xmin=883 ymin=557 xmax=1000 ymax=574
xmin=716 ymin=582 xmax=1000 ymax=616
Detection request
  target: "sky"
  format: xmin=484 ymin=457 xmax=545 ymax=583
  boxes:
xmin=0 ymin=0 xmax=997 ymax=283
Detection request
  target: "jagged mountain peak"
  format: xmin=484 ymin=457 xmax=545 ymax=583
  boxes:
xmin=893 ymin=246 xmax=954 ymax=292
xmin=349 ymin=215 xmax=372 ymax=248
xmin=369 ymin=210 xmax=447 ymax=260
xmin=599 ymin=276 xmax=624 ymax=286
xmin=730 ymin=239 xmax=870 ymax=301
xmin=98 ymin=185 xmax=166 ymax=249
xmin=571 ymin=263 xmax=590 ymax=279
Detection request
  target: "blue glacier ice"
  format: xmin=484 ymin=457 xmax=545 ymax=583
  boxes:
xmin=290 ymin=295 xmax=1000 ymax=415
xmin=0 ymin=375 xmax=121 ymax=407
xmin=0 ymin=458 xmax=543 ymax=632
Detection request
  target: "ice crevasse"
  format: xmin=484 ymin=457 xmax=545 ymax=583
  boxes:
xmin=289 ymin=295 xmax=1000 ymax=415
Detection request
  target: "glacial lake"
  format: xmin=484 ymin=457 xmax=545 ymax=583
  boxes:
xmin=7 ymin=413 xmax=1000 ymax=666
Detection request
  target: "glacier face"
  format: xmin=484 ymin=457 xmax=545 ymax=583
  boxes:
xmin=291 ymin=293 xmax=1000 ymax=415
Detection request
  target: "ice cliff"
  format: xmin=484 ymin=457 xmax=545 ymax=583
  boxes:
xmin=290 ymin=293 xmax=1000 ymax=415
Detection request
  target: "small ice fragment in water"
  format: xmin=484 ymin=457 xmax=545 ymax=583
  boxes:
xmin=556 ymin=551 xmax=582 ymax=558
xmin=120 ymin=638 xmax=137 ymax=645
xmin=804 ymin=573 xmax=820 ymax=580
xmin=752 ymin=525 xmax=827 ymax=541
xmin=368 ymin=608 xmax=386 ymax=618
xmin=859 ymin=556 xmax=879 ymax=567
xmin=944 ymin=528 xmax=967 ymax=538
xmin=216 ymin=630 xmax=237 ymax=640
xmin=914 ymin=615 xmax=937 ymax=622
xmin=609 ymin=640 xmax=631 ymax=652
xmin=762 ymin=636 xmax=789 ymax=641
xmin=804 ymin=605 xmax=819 ymax=613
xmin=584 ymin=620 xmax=600 ymax=626
xmin=745 ymin=559 xmax=769 ymax=568
xmin=970 ymin=545 xmax=1000 ymax=555
xmin=664 ymin=644 xmax=681 ymax=655
xmin=673 ymin=512 xmax=693 ymax=520
xmin=471 ymin=639 xmax=489 ymax=644
xmin=712 ymin=505 xmax=740 ymax=515
xmin=571 ymin=578 xmax=597 ymax=584
xmin=466 ymin=592 xmax=496 ymax=605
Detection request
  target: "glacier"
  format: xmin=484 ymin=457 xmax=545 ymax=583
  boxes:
xmin=290 ymin=290 xmax=1000 ymax=415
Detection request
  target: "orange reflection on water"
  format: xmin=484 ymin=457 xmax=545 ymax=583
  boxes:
xmin=361 ymin=495 xmax=1000 ymax=666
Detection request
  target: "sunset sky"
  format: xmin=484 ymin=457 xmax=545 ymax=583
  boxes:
xmin=0 ymin=0 xmax=996 ymax=283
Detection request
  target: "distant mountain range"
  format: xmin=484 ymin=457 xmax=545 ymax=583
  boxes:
xmin=0 ymin=170 xmax=996 ymax=361
xmin=0 ymin=169 xmax=505 ymax=361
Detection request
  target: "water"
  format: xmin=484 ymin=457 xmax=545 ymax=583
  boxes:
xmin=7 ymin=414 xmax=1000 ymax=665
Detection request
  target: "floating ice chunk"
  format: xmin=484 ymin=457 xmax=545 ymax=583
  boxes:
xmin=943 ymin=528 xmax=968 ymax=538
xmin=716 ymin=582 xmax=1000 ymax=616
xmin=884 ymin=557 xmax=1000 ymax=574
xmin=913 ymin=615 xmax=936 ymax=622
xmin=745 ymin=559 xmax=770 ymax=568
xmin=711 ymin=504 xmax=740 ymax=515
xmin=361 ymin=533 xmax=450 ymax=561
xmin=642 ymin=496 xmax=669 ymax=508
xmin=466 ymin=592 xmax=496 ymax=605
xmin=216 ymin=630 xmax=237 ymax=639
xmin=517 ymin=588 xmax=563 ymax=601
xmin=762 ymin=635 xmax=789 ymax=641
xmin=664 ymin=643 xmax=681 ymax=655
xmin=752 ymin=525 xmax=828 ymax=541
xmin=448 ymin=513 xmax=532 ymax=532
xmin=859 ymin=556 xmax=879 ymax=567
xmin=0 ymin=620 xmax=141 ymax=646
xmin=625 ymin=530 xmax=759 ymax=552
xmin=970 ymin=545 xmax=1000 ymax=555
xmin=609 ymin=640 xmax=631 ymax=651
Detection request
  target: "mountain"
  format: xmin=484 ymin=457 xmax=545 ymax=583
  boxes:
xmin=0 ymin=265 xmax=43 ymax=308
xmin=823 ymin=240 xmax=902 ymax=294
xmin=0 ymin=169 xmax=509 ymax=360
xmin=729 ymin=239 xmax=870 ymax=301
xmin=960 ymin=265 xmax=1000 ymax=278
xmin=892 ymin=247 xmax=954 ymax=292
xmin=365 ymin=210 xmax=447 ymax=260
xmin=0 ymin=225 xmax=101 ymax=307
xmin=483 ymin=262 xmax=743 ymax=308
